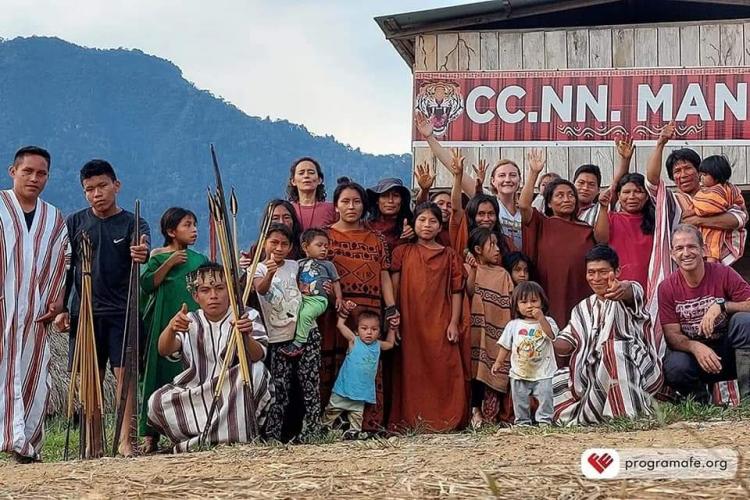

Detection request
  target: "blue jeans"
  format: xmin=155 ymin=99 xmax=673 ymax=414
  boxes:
xmin=511 ymin=378 xmax=553 ymax=425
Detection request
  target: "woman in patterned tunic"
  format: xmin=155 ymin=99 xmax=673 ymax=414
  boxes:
xmin=319 ymin=178 xmax=398 ymax=432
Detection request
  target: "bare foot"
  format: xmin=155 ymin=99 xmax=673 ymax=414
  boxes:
xmin=118 ymin=443 xmax=135 ymax=458
xmin=471 ymin=408 xmax=484 ymax=430
xmin=141 ymin=436 xmax=158 ymax=454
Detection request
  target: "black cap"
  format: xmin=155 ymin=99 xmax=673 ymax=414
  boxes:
xmin=367 ymin=178 xmax=411 ymax=205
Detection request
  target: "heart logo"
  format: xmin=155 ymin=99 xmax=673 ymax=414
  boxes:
xmin=587 ymin=452 xmax=614 ymax=473
xmin=581 ymin=448 xmax=620 ymax=479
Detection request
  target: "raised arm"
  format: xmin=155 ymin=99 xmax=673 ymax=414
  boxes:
xmin=414 ymin=162 xmax=436 ymax=205
xmin=646 ymin=121 xmax=675 ymax=187
xmin=472 ymin=159 xmax=488 ymax=196
xmin=448 ymin=149 xmax=466 ymax=222
xmin=520 ymin=149 xmax=545 ymax=223
xmin=336 ymin=315 xmax=357 ymax=344
xmin=593 ymin=188 xmax=611 ymax=244
xmin=416 ymin=113 xmax=476 ymax=195
xmin=612 ymin=135 xmax=635 ymax=197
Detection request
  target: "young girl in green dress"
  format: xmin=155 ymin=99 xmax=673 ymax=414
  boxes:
xmin=139 ymin=207 xmax=208 ymax=452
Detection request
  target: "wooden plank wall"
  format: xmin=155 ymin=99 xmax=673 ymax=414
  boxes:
xmin=412 ymin=19 xmax=750 ymax=189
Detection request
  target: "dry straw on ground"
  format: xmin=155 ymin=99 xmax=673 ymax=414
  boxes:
xmin=1 ymin=421 xmax=747 ymax=498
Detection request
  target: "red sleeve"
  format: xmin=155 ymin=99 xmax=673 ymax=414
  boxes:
xmin=724 ymin=266 xmax=750 ymax=302
xmin=657 ymin=277 xmax=679 ymax=326
xmin=449 ymin=213 xmax=468 ymax=254
xmin=522 ymin=207 xmax=542 ymax=262
xmin=391 ymin=244 xmax=405 ymax=273
xmin=449 ymin=249 xmax=466 ymax=293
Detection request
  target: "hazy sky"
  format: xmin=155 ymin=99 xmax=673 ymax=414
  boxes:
xmin=0 ymin=1 xmax=473 ymax=155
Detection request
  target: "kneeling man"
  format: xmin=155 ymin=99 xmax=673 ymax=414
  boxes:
xmin=148 ymin=263 xmax=273 ymax=452
xmin=660 ymin=224 xmax=750 ymax=404
xmin=553 ymin=245 xmax=662 ymax=425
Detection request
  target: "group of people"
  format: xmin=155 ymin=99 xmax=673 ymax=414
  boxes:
xmin=2 ymin=116 xmax=750 ymax=463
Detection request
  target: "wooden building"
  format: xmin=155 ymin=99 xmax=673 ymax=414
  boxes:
xmin=376 ymin=0 xmax=750 ymax=189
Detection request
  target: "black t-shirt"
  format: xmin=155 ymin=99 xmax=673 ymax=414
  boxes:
xmin=23 ymin=208 xmax=36 ymax=230
xmin=65 ymin=208 xmax=150 ymax=315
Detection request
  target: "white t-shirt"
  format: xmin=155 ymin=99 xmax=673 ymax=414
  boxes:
xmin=252 ymin=260 xmax=301 ymax=344
xmin=497 ymin=200 xmax=522 ymax=249
xmin=498 ymin=317 xmax=559 ymax=381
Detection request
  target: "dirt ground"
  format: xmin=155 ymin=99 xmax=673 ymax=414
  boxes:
xmin=1 ymin=421 xmax=747 ymax=499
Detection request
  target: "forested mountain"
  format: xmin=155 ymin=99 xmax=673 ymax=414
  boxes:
xmin=0 ymin=36 xmax=410 ymax=248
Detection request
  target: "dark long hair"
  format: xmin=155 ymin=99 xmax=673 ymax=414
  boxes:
xmin=160 ymin=207 xmax=197 ymax=246
xmin=259 ymin=199 xmax=302 ymax=259
xmin=366 ymin=187 xmax=414 ymax=239
xmin=413 ymin=202 xmax=442 ymax=226
xmin=287 ymin=157 xmax=327 ymax=202
xmin=465 ymin=194 xmax=510 ymax=256
xmin=614 ymin=173 xmax=655 ymax=235
xmin=467 ymin=227 xmax=494 ymax=258
xmin=333 ymin=177 xmax=368 ymax=222
xmin=543 ymin=178 xmax=580 ymax=220
xmin=502 ymin=251 xmax=533 ymax=279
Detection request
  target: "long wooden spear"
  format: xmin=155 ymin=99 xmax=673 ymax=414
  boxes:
xmin=241 ymin=203 xmax=272 ymax=308
xmin=112 ymin=200 xmax=142 ymax=456
xmin=200 ymin=146 xmax=258 ymax=446
xmin=230 ymin=187 xmax=239 ymax=263
xmin=208 ymin=191 xmax=217 ymax=261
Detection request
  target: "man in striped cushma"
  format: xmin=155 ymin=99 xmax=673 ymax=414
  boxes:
xmin=0 ymin=146 xmax=69 ymax=463
xmin=552 ymin=245 xmax=662 ymax=425
xmin=147 ymin=263 xmax=273 ymax=452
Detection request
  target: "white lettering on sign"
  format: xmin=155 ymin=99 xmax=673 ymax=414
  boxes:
xmin=541 ymin=85 xmax=573 ymax=122
xmin=466 ymin=85 xmax=495 ymax=124
xmin=715 ymin=83 xmax=747 ymax=121
xmin=675 ymin=83 xmax=712 ymax=121
xmin=637 ymin=84 xmax=673 ymax=121
xmin=461 ymin=81 xmax=749 ymax=126
xmin=497 ymin=85 xmax=526 ymax=123
xmin=576 ymin=85 xmax=608 ymax=122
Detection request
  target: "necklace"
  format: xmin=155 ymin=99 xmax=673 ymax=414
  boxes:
xmin=298 ymin=200 xmax=318 ymax=228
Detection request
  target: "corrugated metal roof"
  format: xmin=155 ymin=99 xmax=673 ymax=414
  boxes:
xmin=375 ymin=0 xmax=750 ymax=67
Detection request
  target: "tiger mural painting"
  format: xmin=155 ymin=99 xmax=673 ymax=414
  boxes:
xmin=414 ymin=81 xmax=464 ymax=136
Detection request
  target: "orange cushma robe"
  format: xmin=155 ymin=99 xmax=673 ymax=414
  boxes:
xmin=389 ymin=243 xmax=469 ymax=432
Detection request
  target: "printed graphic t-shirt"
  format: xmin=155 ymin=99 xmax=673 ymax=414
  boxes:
xmin=253 ymin=260 xmax=302 ymax=343
xmin=658 ymin=262 xmax=750 ymax=340
xmin=498 ymin=317 xmax=559 ymax=381
xmin=298 ymin=258 xmax=339 ymax=297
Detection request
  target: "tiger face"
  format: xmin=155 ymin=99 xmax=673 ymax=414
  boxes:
xmin=415 ymin=82 xmax=464 ymax=136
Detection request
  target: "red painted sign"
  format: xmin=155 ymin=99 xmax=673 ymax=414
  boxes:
xmin=413 ymin=68 xmax=750 ymax=146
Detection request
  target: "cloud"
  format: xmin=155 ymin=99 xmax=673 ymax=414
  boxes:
xmin=0 ymin=0 xmax=468 ymax=154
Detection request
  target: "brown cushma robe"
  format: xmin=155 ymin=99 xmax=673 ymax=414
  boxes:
xmin=522 ymin=208 xmax=595 ymax=327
